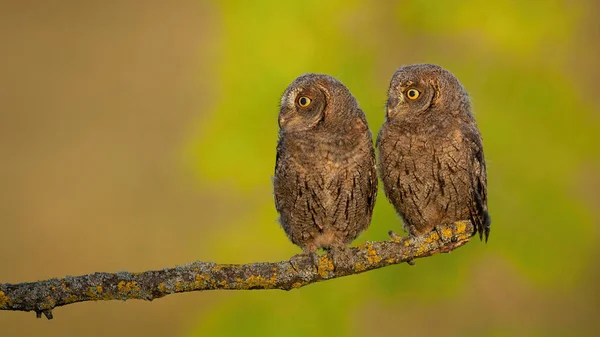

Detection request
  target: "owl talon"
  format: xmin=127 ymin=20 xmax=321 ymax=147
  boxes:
xmin=434 ymin=225 xmax=451 ymax=244
xmin=388 ymin=230 xmax=403 ymax=241
xmin=289 ymin=255 xmax=301 ymax=273
xmin=289 ymin=251 xmax=320 ymax=272
xmin=329 ymin=246 xmax=355 ymax=272
xmin=309 ymin=251 xmax=321 ymax=268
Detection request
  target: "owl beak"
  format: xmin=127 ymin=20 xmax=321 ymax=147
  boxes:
xmin=386 ymin=97 xmax=400 ymax=118
xmin=386 ymin=108 xmax=395 ymax=119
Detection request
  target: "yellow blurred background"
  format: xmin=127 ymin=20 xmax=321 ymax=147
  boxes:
xmin=1 ymin=1 xmax=598 ymax=336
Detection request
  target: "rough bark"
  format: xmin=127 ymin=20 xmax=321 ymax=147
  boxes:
xmin=0 ymin=221 xmax=474 ymax=319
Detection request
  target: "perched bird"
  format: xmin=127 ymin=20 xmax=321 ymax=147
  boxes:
xmin=274 ymin=73 xmax=378 ymax=267
xmin=377 ymin=64 xmax=490 ymax=241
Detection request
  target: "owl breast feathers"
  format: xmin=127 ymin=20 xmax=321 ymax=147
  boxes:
xmin=274 ymin=73 xmax=378 ymax=254
xmin=377 ymin=64 xmax=491 ymax=241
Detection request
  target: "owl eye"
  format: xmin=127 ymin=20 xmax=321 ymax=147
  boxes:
xmin=297 ymin=96 xmax=312 ymax=107
xmin=406 ymin=89 xmax=420 ymax=100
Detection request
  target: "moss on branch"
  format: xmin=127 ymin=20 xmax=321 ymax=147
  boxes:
xmin=0 ymin=221 xmax=474 ymax=319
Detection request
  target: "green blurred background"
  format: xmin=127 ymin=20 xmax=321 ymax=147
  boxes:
xmin=1 ymin=0 xmax=598 ymax=336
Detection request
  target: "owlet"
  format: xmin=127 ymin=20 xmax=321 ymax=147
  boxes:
xmin=377 ymin=64 xmax=491 ymax=241
xmin=274 ymin=73 xmax=378 ymax=265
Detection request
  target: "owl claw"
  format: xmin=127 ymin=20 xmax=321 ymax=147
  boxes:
xmin=309 ymin=251 xmax=320 ymax=268
xmin=289 ymin=251 xmax=320 ymax=273
xmin=434 ymin=225 xmax=451 ymax=244
xmin=289 ymin=255 xmax=301 ymax=273
xmin=329 ymin=246 xmax=355 ymax=272
xmin=388 ymin=231 xmax=414 ymax=265
xmin=388 ymin=230 xmax=403 ymax=241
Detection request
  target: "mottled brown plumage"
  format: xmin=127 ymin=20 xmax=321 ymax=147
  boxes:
xmin=274 ymin=74 xmax=378 ymax=264
xmin=377 ymin=64 xmax=490 ymax=241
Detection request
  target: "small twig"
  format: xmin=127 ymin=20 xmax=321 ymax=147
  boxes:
xmin=0 ymin=221 xmax=474 ymax=319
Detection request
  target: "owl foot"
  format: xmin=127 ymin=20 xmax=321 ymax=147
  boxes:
xmin=388 ymin=231 xmax=415 ymax=265
xmin=329 ymin=246 xmax=355 ymax=272
xmin=434 ymin=224 xmax=452 ymax=244
xmin=289 ymin=251 xmax=320 ymax=273
xmin=388 ymin=230 xmax=403 ymax=241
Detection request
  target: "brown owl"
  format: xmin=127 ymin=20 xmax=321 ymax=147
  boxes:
xmin=274 ymin=73 xmax=378 ymax=267
xmin=377 ymin=64 xmax=490 ymax=241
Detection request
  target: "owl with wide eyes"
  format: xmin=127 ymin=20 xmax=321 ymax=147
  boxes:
xmin=274 ymin=73 xmax=378 ymax=268
xmin=377 ymin=64 xmax=491 ymax=241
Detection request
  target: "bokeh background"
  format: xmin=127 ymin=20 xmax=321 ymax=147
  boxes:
xmin=1 ymin=0 xmax=598 ymax=336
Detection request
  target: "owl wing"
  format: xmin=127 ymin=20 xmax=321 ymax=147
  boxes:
xmin=365 ymin=143 xmax=379 ymax=224
xmin=273 ymin=147 xmax=283 ymax=210
xmin=460 ymin=123 xmax=491 ymax=241
xmin=330 ymin=116 xmax=378 ymax=240
xmin=274 ymin=138 xmax=327 ymax=246
xmin=359 ymin=113 xmax=379 ymax=224
xmin=274 ymin=140 xmax=303 ymax=239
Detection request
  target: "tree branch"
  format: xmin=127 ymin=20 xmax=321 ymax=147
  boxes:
xmin=0 ymin=221 xmax=474 ymax=319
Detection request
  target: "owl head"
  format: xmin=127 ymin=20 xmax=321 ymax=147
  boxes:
xmin=278 ymin=73 xmax=359 ymax=132
xmin=386 ymin=64 xmax=472 ymax=121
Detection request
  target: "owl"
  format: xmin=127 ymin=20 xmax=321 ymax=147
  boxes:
xmin=377 ymin=64 xmax=490 ymax=241
xmin=274 ymin=73 xmax=378 ymax=267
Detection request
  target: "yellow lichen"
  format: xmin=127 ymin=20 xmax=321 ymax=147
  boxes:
xmin=390 ymin=235 xmax=402 ymax=243
xmin=158 ymin=282 xmax=167 ymax=293
xmin=354 ymin=263 xmax=366 ymax=272
xmin=317 ymin=256 xmax=334 ymax=278
xmin=84 ymin=285 xmax=104 ymax=300
xmin=404 ymin=240 xmax=410 ymax=247
xmin=41 ymin=296 xmax=55 ymax=309
xmin=174 ymin=281 xmax=184 ymax=292
xmin=386 ymin=258 xmax=395 ymax=264
xmin=291 ymin=282 xmax=303 ymax=289
xmin=459 ymin=233 xmax=471 ymax=240
xmin=0 ymin=291 xmax=11 ymax=308
xmin=193 ymin=273 xmax=218 ymax=289
xmin=415 ymin=242 xmax=427 ymax=256
xmin=424 ymin=232 xmax=440 ymax=243
xmin=245 ymin=275 xmax=264 ymax=287
xmin=241 ymin=273 xmax=278 ymax=288
xmin=117 ymin=280 xmax=141 ymax=295
xmin=235 ymin=277 xmax=245 ymax=289
xmin=211 ymin=265 xmax=223 ymax=272
xmin=365 ymin=244 xmax=382 ymax=264
xmin=455 ymin=221 xmax=467 ymax=234
xmin=85 ymin=287 xmax=100 ymax=300
xmin=65 ymin=295 xmax=79 ymax=303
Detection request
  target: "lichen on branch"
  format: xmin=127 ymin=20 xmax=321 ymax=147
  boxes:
xmin=0 ymin=220 xmax=474 ymax=320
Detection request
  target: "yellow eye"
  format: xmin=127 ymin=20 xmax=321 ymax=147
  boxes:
xmin=406 ymin=89 xmax=420 ymax=100
xmin=298 ymin=96 xmax=312 ymax=107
